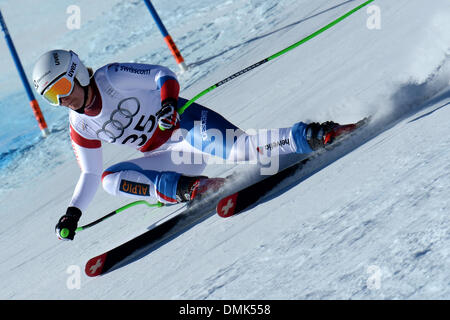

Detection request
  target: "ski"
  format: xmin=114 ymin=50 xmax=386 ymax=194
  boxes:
xmin=216 ymin=118 xmax=371 ymax=218
xmin=85 ymin=199 xmax=219 ymax=277
xmin=85 ymin=118 xmax=370 ymax=276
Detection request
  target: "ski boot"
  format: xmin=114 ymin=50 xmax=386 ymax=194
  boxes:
xmin=176 ymin=175 xmax=226 ymax=203
xmin=305 ymin=121 xmax=358 ymax=150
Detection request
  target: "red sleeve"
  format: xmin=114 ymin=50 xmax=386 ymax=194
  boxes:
xmin=159 ymin=78 xmax=180 ymax=104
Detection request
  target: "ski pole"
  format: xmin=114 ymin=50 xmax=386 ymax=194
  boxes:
xmin=60 ymin=201 xmax=164 ymax=237
xmin=177 ymin=0 xmax=375 ymax=115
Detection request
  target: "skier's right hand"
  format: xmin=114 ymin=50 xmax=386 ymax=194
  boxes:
xmin=55 ymin=207 xmax=82 ymax=241
xmin=156 ymin=102 xmax=180 ymax=131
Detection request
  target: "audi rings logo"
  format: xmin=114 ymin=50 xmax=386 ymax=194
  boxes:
xmin=96 ymin=97 xmax=140 ymax=142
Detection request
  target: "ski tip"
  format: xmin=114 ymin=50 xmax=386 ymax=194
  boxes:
xmin=216 ymin=193 xmax=239 ymax=218
xmin=357 ymin=116 xmax=372 ymax=126
xmin=85 ymin=253 xmax=108 ymax=277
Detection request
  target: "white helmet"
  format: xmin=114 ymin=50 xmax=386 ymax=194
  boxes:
xmin=32 ymin=49 xmax=90 ymax=105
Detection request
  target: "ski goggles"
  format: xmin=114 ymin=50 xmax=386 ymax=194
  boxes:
xmin=41 ymin=51 xmax=80 ymax=106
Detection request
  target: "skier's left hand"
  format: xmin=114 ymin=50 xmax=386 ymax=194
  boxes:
xmin=156 ymin=102 xmax=180 ymax=131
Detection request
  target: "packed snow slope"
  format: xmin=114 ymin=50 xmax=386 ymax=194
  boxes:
xmin=0 ymin=0 xmax=449 ymax=299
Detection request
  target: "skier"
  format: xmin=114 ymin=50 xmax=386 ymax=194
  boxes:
xmin=32 ymin=49 xmax=339 ymax=240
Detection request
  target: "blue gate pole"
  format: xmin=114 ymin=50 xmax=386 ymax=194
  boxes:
xmin=0 ymin=9 xmax=49 ymax=137
xmin=143 ymin=0 xmax=188 ymax=72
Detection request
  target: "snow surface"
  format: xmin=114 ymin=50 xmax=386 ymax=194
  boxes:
xmin=0 ymin=0 xmax=449 ymax=299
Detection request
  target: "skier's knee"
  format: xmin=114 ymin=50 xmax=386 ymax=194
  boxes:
xmin=102 ymin=170 xmax=153 ymax=199
xmin=101 ymin=168 xmax=181 ymax=204
xmin=101 ymin=170 xmax=120 ymax=196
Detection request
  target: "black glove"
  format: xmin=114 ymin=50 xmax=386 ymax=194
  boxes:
xmin=156 ymin=99 xmax=180 ymax=131
xmin=305 ymin=121 xmax=340 ymax=150
xmin=55 ymin=207 xmax=82 ymax=241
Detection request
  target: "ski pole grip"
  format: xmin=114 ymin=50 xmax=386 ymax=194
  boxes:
xmin=60 ymin=228 xmax=70 ymax=238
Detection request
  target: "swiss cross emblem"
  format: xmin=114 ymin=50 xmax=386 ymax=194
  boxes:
xmin=85 ymin=253 xmax=107 ymax=277
xmin=221 ymin=198 xmax=235 ymax=216
xmin=218 ymin=193 xmax=238 ymax=218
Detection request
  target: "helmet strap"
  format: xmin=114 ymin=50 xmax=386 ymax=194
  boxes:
xmin=73 ymin=81 xmax=89 ymax=114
